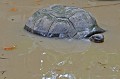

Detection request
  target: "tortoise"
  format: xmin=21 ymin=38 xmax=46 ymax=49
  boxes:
xmin=24 ymin=4 xmax=105 ymax=43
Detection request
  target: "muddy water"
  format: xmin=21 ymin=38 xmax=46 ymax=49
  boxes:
xmin=0 ymin=0 xmax=120 ymax=79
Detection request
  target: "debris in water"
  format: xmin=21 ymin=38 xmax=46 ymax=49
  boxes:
xmin=11 ymin=18 xmax=15 ymax=21
xmin=3 ymin=45 xmax=16 ymax=51
xmin=98 ymin=61 xmax=107 ymax=66
xmin=8 ymin=15 xmax=23 ymax=23
xmin=97 ymin=61 xmax=108 ymax=69
xmin=10 ymin=8 xmax=17 ymax=12
xmin=0 ymin=57 xmax=8 ymax=59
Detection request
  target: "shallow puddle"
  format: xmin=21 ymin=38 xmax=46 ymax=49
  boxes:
xmin=0 ymin=0 xmax=120 ymax=79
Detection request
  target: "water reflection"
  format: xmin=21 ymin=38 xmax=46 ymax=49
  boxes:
xmin=42 ymin=70 xmax=76 ymax=79
xmin=27 ymin=34 xmax=91 ymax=53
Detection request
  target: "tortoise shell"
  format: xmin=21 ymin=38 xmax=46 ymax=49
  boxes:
xmin=24 ymin=4 xmax=105 ymax=40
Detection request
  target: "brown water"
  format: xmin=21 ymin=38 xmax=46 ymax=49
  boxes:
xmin=0 ymin=0 xmax=120 ymax=79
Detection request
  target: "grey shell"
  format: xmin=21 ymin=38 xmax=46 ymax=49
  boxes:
xmin=24 ymin=4 xmax=105 ymax=39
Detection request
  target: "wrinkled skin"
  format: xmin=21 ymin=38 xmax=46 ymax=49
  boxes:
xmin=89 ymin=34 xmax=104 ymax=43
xmin=84 ymin=27 xmax=105 ymax=43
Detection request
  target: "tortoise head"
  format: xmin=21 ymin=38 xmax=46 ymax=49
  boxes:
xmin=89 ymin=34 xmax=104 ymax=43
xmin=85 ymin=25 xmax=106 ymax=43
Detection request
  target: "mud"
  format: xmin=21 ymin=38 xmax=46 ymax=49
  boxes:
xmin=0 ymin=0 xmax=120 ymax=79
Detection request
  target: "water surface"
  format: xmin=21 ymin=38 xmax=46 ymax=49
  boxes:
xmin=0 ymin=0 xmax=120 ymax=79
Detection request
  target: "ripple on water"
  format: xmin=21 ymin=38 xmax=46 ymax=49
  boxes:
xmin=28 ymin=34 xmax=91 ymax=53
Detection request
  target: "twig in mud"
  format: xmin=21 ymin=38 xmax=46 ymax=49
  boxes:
xmin=0 ymin=57 xmax=8 ymax=59
xmin=3 ymin=45 xmax=16 ymax=51
xmin=83 ymin=3 xmax=120 ymax=8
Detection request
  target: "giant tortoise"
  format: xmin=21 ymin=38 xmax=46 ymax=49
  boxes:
xmin=24 ymin=4 xmax=105 ymax=43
